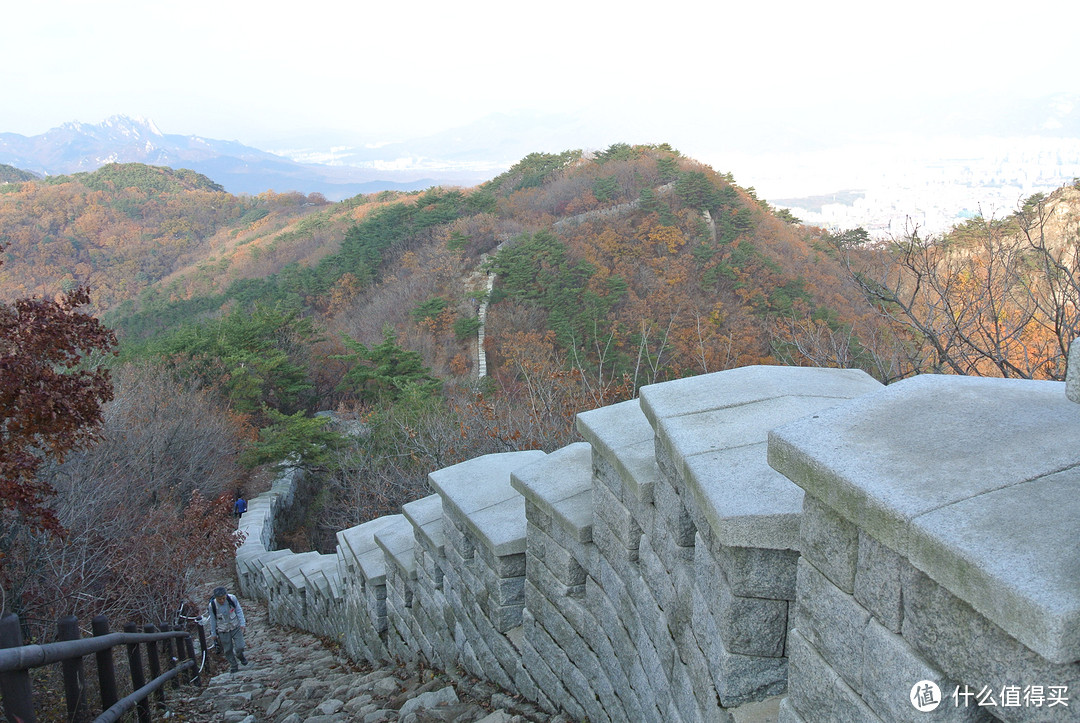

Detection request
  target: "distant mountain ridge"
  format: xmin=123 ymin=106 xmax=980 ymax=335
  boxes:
xmin=0 ymin=163 xmax=38 ymax=183
xmin=0 ymin=116 xmax=488 ymax=199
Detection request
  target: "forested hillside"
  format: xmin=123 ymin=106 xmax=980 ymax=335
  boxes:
xmin=0 ymin=163 xmax=339 ymax=314
xmin=0 ymin=163 xmax=38 ymax=183
xmin=3 ymin=146 xmax=1077 ymax=636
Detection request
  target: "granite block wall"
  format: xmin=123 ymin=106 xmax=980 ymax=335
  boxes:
xmin=770 ymin=372 xmax=1080 ymax=723
xmin=233 ymin=362 xmax=1080 ymax=722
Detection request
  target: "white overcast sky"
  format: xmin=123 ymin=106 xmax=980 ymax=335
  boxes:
xmin=4 ymin=1 xmax=1080 ymax=163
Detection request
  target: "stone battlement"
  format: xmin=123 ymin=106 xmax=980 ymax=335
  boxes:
xmin=234 ymin=358 xmax=1080 ymax=722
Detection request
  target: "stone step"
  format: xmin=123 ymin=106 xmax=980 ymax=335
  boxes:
xmin=173 ymin=579 xmax=557 ymax=723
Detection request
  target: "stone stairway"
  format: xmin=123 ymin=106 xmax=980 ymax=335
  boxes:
xmin=170 ymin=578 xmax=557 ymax=723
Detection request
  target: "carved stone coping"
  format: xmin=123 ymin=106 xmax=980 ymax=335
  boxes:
xmin=770 ymin=373 xmax=1080 ymax=664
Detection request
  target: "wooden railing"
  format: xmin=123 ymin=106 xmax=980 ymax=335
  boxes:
xmin=0 ymin=612 xmax=204 ymax=723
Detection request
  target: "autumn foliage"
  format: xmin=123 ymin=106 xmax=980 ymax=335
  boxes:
xmin=2 ymin=147 xmax=1078 ymax=571
xmin=827 ymin=186 xmax=1080 ymax=381
xmin=0 ymin=258 xmax=116 ymax=534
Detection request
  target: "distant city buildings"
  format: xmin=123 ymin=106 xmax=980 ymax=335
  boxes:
xmin=743 ymin=136 xmax=1080 ymax=238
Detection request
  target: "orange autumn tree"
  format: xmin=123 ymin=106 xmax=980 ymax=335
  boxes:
xmin=830 ymin=186 xmax=1080 ymax=380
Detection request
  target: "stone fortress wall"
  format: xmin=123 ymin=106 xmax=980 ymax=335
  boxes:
xmin=235 ymin=348 xmax=1080 ymax=722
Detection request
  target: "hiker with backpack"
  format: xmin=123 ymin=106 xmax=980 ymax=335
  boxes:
xmin=208 ymin=586 xmax=248 ymax=673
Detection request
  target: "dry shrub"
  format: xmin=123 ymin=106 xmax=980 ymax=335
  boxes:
xmin=1 ymin=361 xmax=244 ymax=638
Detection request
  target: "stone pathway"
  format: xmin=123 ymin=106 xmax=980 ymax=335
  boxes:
xmin=167 ymin=574 xmax=779 ymax=723
xmin=167 ymin=578 xmax=557 ymax=723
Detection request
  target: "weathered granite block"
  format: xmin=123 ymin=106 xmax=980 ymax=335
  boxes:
xmin=527 ymin=607 xmax=609 ymax=722
xmin=513 ymin=658 xmax=556 ymax=715
xmin=493 ymin=629 xmax=526 ymax=684
xmin=672 ymin=621 xmax=731 ymax=723
xmin=587 ymin=575 xmax=649 ymax=691
xmin=793 ymin=557 xmax=868 ymax=693
xmin=785 ymin=628 xmax=883 ymax=723
xmin=459 ymin=557 xmax=524 ymax=634
xmin=690 ymin=583 xmax=789 ymax=708
xmin=706 ymin=565 xmax=788 ymax=658
xmin=458 ymin=634 xmax=482 ymax=680
xmin=799 ymin=493 xmax=858 ymax=594
xmin=855 ymin=530 xmax=904 ymax=634
xmin=596 ymin=556 xmax=674 ymax=715
xmin=653 ymin=448 xmax=698 ymax=547
xmin=630 ymin=647 xmax=672 ymax=720
xmin=669 ymin=653 xmax=718 ymax=723
xmin=489 ymin=601 xmax=524 ymax=634
xmin=578 ymin=601 xmax=643 ymax=722
xmin=594 ymin=512 xmax=639 ymax=571
xmin=595 ymin=550 xmax=648 ymax=636
xmin=592 ymin=441 xmax=658 ymax=529
xmin=639 ymin=533 xmax=693 ymax=634
xmin=495 ymin=572 xmax=525 ymax=607
xmin=523 ymin=497 xmax=551 ymax=535
xmin=861 ymin=617 xmax=984 ymax=723
xmin=528 ymin=554 xmax=586 ymax=614
xmin=901 ymin=564 xmax=1080 ymax=722
xmin=527 ymin=580 xmax=581 ymax=649
xmin=526 ymin=523 xmax=545 ymax=563
xmin=457 ymin=596 xmax=517 ymax=690
xmin=527 ymin=575 xmax=588 ymax=642
xmin=520 ymin=622 xmax=585 ymax=721
xmin=592 ymin=474 xmax=642 ymax=550
xmin=480 ymin=546 xmax=526 ymax=579
xmin=442 ymin=514 xmax=475 ymax=561
xmin=777 ymin=696 xmax=807 ymax=723
xmin=528 ymin=523 xmax=586 ymax=588
xmin=700 ymin=535 xmax=799 ymax=602
xmin=534 ymin=588 xmax=625 ymax=722
xmin=415 ymin=546 xmax=444 ymax=589
xmin=364 ymin=587 xmax=387 ymax=634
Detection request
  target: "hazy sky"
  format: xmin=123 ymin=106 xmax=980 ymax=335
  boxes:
xmin=6 ymin=0 xmax=1079 ymax=153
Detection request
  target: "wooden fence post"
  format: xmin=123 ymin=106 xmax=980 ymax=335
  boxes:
xmin=91 ymin=615 xmax=119 ymax=712
xmin=159 ymin=622 xmax=180 ymax=689
xmin=184 ymin=633 xmax=201 ymax=686
xmin=0 ymin=613 xmax=36 ymax=723
xmin=143 ymin=624 xmax=164 ymax=709
xmin=124 ymin=623 xmax=150 ymax=723
xmin=57 ymin=615 xmax=88 ymax=722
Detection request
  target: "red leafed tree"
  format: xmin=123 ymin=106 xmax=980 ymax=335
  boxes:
xmin=0 ymin=247 xmax=117 ymax=534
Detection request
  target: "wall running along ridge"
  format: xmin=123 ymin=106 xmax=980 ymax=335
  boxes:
xmin=235 ymin=356 xmax=1080 ymax=722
